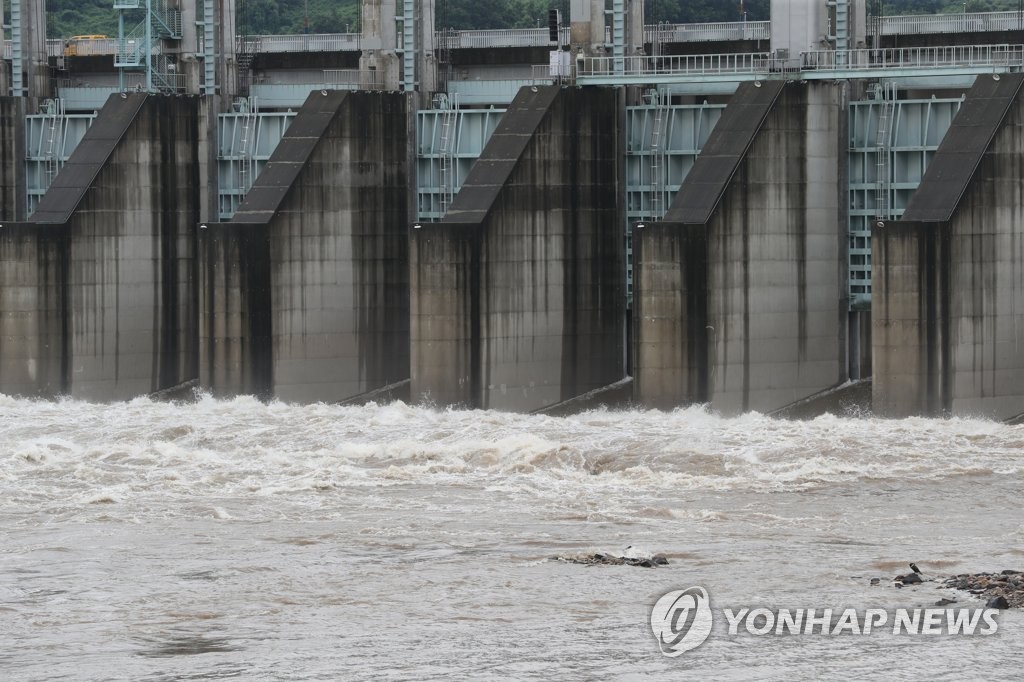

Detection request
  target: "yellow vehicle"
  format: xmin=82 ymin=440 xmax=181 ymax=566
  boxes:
xmin=63 ymin=35 xmax=111 ymax=57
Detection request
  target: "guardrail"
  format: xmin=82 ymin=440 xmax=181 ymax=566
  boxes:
xmin=236 ymin=33 xmax=361 ymax=54
xmin=580 ymin=52 xmax=773 ymax=78
xmin=645 ymin=21 xmax=770 ymax=44
xmin=869 ymin=11 xmax=1024 ymax=36
xmin=63 ymin=38 xmax=120 ymax=56
xmin=5 ymin=39 xmax=65 ymax=59
xmin=801 ymin=43 xmax=1024 ymax=70
xmin=323 ymin=68 xmax=382 ymax=90
xmin=57 ymin=74 xmax=137 ymax=89
xmin=437 ymin=27 xmax=571 ymax=49
xmin=11 ymin=12 xmax=1024 ymax=68
xmin=580 ymin=44 xmax=1024 ymax=79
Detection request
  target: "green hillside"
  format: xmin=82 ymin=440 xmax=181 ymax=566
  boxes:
xmin=41 ymin=0 xmax=1024 ymax=39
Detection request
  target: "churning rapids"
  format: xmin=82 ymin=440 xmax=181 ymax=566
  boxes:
xmin=2 ymin=394 xmax=1023 ymax=680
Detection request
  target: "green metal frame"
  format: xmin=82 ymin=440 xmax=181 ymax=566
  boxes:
xmin=847 ymin=94 xmax=962 ymax=308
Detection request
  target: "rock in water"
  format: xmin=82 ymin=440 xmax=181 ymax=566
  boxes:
xmin=941 ymin=570 xmax=1024 ymax=608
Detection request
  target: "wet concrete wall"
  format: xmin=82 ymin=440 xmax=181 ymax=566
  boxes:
xmin=0 ymin=225 xmax=65 ymax=396
xmin=199 ymin=224 xmax=271 ymax=397
xmin=631 ymin=223 xmax=708 ymax=410
xmin=633 ymin=81 xmax=848 ymax=414
xmin=872 ymin=223 xmax=949 ymax=417
xmin=0 ymin=97 xmax=27 ymax=221
xmin=873 ymin=73 xmax=1024 ymax=419
xmin=200 ymin=91 xmax=409 ymax=403
xmin=410 ymin=85 xmax=625 ymax=411
xmin=0 ymin=94 xmax=201 ymax=400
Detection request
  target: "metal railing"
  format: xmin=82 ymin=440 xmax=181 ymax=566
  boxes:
xmin=61 ymin=37 xmax=119 ymax=56
xmin=115 ymin=22 xmax=146 ymax=67
xmin=581 ymin=44 xmax=1024 ymax=79
xmin=323 ymin=68 xmax=382 ymax=90
xmin=5 ymin=39 xmax=68 ymax=59
xmin=57 ymin=72 xmax=144 ymax=89
xmin=436 ymin=27 xmax=571 ymax=49
xmin=13 ymin=11 xmax=1024 ymax=69
xmin=869 ymin=11 xmax=1024 ymax=36
xmin=801 ymin=44 xmax=1024 ymax=71
xmin=235 ymin=33 xmax=361 ymax=54
xmin=581 ymin=52 xmax=773 ymax=78
xmin=530 ymin=63 xmax=564 ymax=83
xmin=151 ymin=70 xmax=187 ymax=93
xmin=645 ymin=21 xmax=770 ymax=44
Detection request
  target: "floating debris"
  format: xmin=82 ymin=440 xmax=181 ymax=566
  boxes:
xmin=552 ymin=552 xmax=669 ymax=568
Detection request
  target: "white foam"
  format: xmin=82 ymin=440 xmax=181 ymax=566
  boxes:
xmin=1 ymin=395 xmax=1022 ymax=517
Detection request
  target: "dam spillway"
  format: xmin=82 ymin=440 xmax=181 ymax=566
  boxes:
xmin=199 ymin=90 xmax=409 ymax=404
xmin=0 ymin=93 xmax=199 ymax=401
xmin=1 ymin=1 xmax=1024 ymax=419
xmin=410 ymin=85 xmax=624 ymax=411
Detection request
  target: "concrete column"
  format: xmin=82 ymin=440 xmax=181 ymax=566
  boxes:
xmin=411 ymin=86 xmax=626 ymax=412
xmin=1 ymin=95 xmax=202 ymax=400
xmin=0 ymin=226 xmax=66 ymax=397
xmin=872 ymin=222 xmax=949 ymax=417
xmin=0 ymin=97 xmax=27 ymax=221
xmin=0 ymin=6 xmax=8 ymax=97
xmin=633 ymin=81 xmax=849 ymax=414
xmin=873 ymin=73 xmax=1024 ymax=420
xmin=20 ymin=0 xmax=50 ymax=99
xmin=218 ymin=0 xmax=238 ymax=100
xmin=770 ymin=0 xmax=828 ymax=58
xmin=570 ymin=0 xmax=606 ymax=57
xmin=360 ymin=0 xmax=401 ymax=91
xmin=197 ymin=94 xmax=220 ymax=222
xmin=850 ymin=0 xmax=868 ymax=48
xmin=418 ymin=0 xmax=437 ymax=98
xmin=200 ymin=92 xmax=410 ymax=403
xmin=631 ymin=223 xmax=708 ymax=409
xmin=628 ymin=0 xmax=645 ymax=56
xmin=176 ymin=0 xmax=202 ymax=95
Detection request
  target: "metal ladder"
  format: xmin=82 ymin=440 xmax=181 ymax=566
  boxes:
xmin=236 ymin=97 xmax=259 ymax=209
xmin=401 ymin=0 xmax=416 ymax=91
xmin=874 ymin=82 xmax=895 ymax=220
xmin=200 ymin=0 xmax=216 ymax=94
xmin=649 ymin=90 xmax=668 ymax=219
xmin=438 ymin=93 xmax=459 ymax=217
xmin=43 ymin=99 xmax=66 ymax=184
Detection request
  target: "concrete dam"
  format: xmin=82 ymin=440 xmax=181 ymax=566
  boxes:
xmin=1 ymin=0 xmax=1024 ymax=421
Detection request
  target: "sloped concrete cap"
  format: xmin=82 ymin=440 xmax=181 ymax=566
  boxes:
xmin=441 ymin=85 xmax=560 ymax=225
xmin=30 ymin=93 xmax=148 ymax=224
xmin=665 ymin=79 xmax=785 ymax=225
xmin=902 ymin=72 xmax=1024 ymax=223
xmin=232 ymin=89 xmax=349 ymax=224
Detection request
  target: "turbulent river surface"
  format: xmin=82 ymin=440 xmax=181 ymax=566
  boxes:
xmin=2 ymin=394 xmax=1023 ymax=680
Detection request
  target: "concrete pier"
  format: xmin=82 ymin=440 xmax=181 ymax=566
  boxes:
xmin=0 ymin=94 xmax=200 ymax=399
xmin=200 ymin=90 xmax=409 ymax=403
xmin=632 ymin=80 xmax=848 ymax=414
xmin=0 ymin=97 xmax=27 ymax=221
xmin=410 ymin=85 xmax=625 ymax=411
xmin=873 ymin=73 xmax=1024 ymax=419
